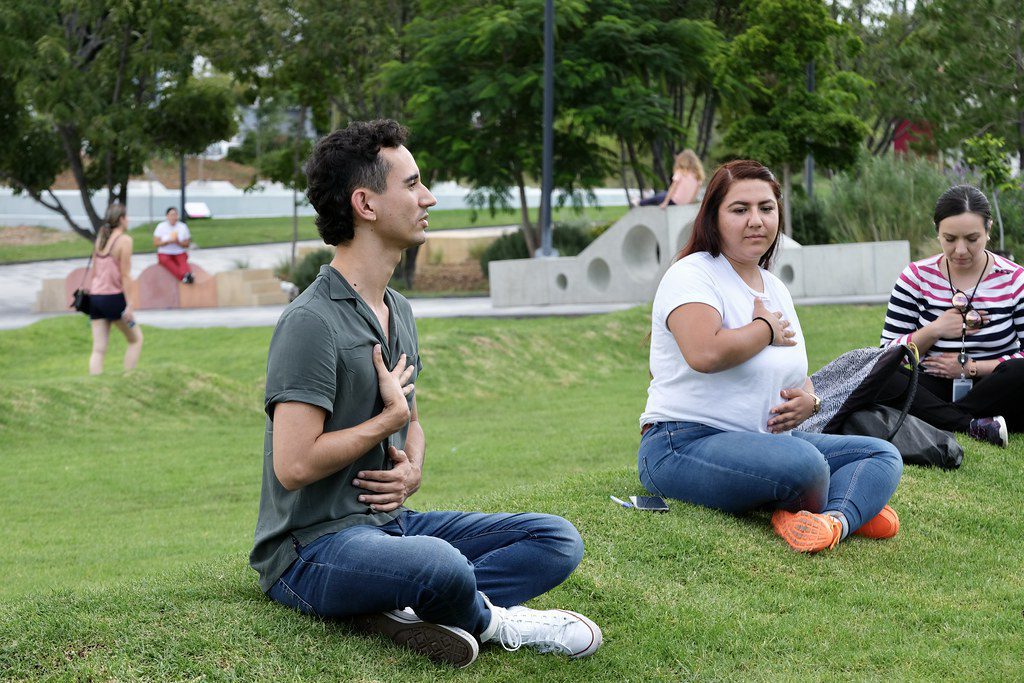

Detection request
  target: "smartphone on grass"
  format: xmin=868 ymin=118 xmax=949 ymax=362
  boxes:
xmin=630 ymin=495 xmax=669 ymax=512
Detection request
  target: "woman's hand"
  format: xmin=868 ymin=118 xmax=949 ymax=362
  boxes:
xmin=752 ymin=297 xmax=797 ymax=347
xmin=767 ymin=388 xmax=815 ymax=433
xmin=925 ymin=307 xmax=982 ymax=340
xmin=920 ymin=352 xmax=969 ymax=379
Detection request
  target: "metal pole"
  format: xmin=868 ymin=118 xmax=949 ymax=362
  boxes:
xmin=540 ymin=0 xmax=554 ymax=257
xmin=804 ymin=60 xmax=815 ymax=198
xmin=179 ymin=154 xmax=187 ymax=218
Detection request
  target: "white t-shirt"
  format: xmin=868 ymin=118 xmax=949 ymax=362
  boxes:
xmin=153 ymin=220 xmax=190 ymax=255
xmin=640 ymin=252 xmax=808 ymax=434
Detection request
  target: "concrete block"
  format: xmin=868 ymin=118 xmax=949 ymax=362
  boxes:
xmin=215 ymin=269 xmax=253 ymax=307
xmin=178 ymin=266 xmax=217 ymax=308
xmin=489 ymin=259 xmax=549 ymax=307
xmin=247 ymin=280 xmax=284 ymax=295
xmin=35 ymin=278 xmax=69 ymax=313
xmin=253 ymin=291 xmax=289 ymax=306
xmin=489 ymin=205 xmax=697 ymax=307
xmin=136 ymin=265 xmax=181 ymax=309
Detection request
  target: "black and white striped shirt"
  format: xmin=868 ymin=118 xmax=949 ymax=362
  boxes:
xmin=880 ymin=252 xmax=1024 ymax=362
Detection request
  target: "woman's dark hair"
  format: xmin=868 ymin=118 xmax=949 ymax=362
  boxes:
xmin=305 ymin=119 xmax=409 ymax=246
xmin=933 ymin=184 xmax=992 ymax=231
xmin=165 ymin=206 xmax=178 ymax=216
xmin=675 ymin=159 xmax=784 ymax=269
xmin=97 ymin=203 xmax=127 ymax=251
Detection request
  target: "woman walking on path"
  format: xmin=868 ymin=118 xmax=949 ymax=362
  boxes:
xmin=88 ymin=203 xmax=143 ymax=375
xmin=637 ymin=160 xmax=903 ymax=554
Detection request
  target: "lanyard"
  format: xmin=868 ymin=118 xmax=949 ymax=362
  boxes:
xmin=944 ymin=252 xmax=989 ymax=372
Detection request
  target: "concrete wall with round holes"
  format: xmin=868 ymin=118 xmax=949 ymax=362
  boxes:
xmin=489 ymin=206 xmax=909 ymax=307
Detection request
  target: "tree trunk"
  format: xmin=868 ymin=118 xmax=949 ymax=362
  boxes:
xmin=516 ymin=173 xmax=537 ymax=255
xmin=56 ymin=123 xmax=102 ymax=233
xmin=684 ymin=85 xmax=701 ymax=142
xmin=1015 ymin=12 xmax=1024 ymax=169
xmin=291 ymin=107 xmax=306 ymax=271
xmin=696 ymin=91 xmax=717 ymax=159
xmin=23 ymin=184 xmax=94 ymax=240
xmin=401 ymin=245 xmax=419 ymax=288
xmin=783 ymin=163 xmax=793 ymax=238
xmin=993 ymin=187 xmax=1005 ymax=252
xmin=618 ymin=137 xmax=634 ymax=206
xmin=625 ymin=139 xmax=646 ymax=197
xmin=651 ymin=138 xmax=668 ymax=189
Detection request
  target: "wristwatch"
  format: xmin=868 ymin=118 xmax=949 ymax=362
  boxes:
xmin=810 ymin=392 xmax=822 ymax=415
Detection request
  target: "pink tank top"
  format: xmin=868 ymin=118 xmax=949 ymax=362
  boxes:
xmin=91 ymin=235 xmax=124 ymax=295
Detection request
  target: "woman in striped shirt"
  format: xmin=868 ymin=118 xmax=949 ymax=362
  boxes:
xmin=880 ymin=185 xmax=1024 ymax=447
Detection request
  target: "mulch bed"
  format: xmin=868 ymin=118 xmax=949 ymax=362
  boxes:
xmin=0 ymin=226 xmax=78 ymax=246
xmin=409 ymin=262 xmax=487 ymax=293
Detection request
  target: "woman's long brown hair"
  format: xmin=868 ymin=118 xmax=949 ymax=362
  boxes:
xmin=96 ymin=203 xmax=127 ymax=252
xmin=675 ymin=159 xmax=784 ymax=269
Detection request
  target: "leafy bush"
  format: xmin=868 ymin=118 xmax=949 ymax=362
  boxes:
xmin=291 ymin=247 xmax=334 ymax=292
xmin=788 ymin=189 xmax=831 ymax=245
xmin=478 ymin=222 xmax=600 ymax=278
xmin=991 ymin=185 xmax=1024 ymax=258
xmin=820 ymin=154 xmax=950 ymax=259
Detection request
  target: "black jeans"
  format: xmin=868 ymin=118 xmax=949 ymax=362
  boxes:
xmin=877 ymin=358 xmax=1024 ymax=432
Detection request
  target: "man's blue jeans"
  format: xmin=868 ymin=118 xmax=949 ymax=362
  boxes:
xmin=268 ymin=510 xmax=584 ymax=636
xmin=638 ymin=422 xmax=903 ymax=532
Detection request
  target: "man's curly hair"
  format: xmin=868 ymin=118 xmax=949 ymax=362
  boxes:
xmin=305 ymin=119 xmax=409 ymax=245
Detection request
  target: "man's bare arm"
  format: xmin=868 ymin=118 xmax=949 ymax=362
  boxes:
xmin=273 ymin=347 xmax=414 ymax=491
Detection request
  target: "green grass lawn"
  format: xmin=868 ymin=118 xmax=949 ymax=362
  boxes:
xmin=0 ymin=305 xmax=1021 ymax=680
xmin=0 ymin=205 xmax=629 ymax=264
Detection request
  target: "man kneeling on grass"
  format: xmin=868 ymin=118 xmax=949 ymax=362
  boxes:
xmin=250 ymin=119 xmax=601 ymax=668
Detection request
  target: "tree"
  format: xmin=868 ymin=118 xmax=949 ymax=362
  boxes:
xmin=569 ymin=3 xmax=725 ymax=197
xmin=838 ymin=0 xmax=1024 ymax=165
xmin=207 ymin=0 xmax=413 ymax=270
xmin=909 ymin=0 xmax=1024 ymax=166
xmin=830 ymin=0 xmax=922 ymax=156
xmin=0 ymin=0 xmax=237 ymax=239
xmin=963 ymin=134 xmax=1014 ymax=251
xmin=715 ymin=0 xmax=870 ymax=234
xmin=385 ymin=0 xmax=723 ymax=254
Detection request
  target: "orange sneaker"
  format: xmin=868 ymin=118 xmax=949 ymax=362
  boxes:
xmin=853 ymin=505 xmax=900 ymax=539
xmin=771 ymin=510 xmax=843 ymax=553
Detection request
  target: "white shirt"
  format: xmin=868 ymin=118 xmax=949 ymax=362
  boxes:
xmin=153 ymin=220 xmax=190 ymax=255
xmin=640 ymin=252 xmax=808 ymax=433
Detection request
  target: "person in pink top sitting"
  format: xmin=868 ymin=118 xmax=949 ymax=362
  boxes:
xmin=153 ymin=207 xmax=195 ymax=284
xmin=639 ymin=149 xmax=705 ymax=208
xmin=88 ymin=203 xmax=143 ymax=375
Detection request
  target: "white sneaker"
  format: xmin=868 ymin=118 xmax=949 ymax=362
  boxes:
xmin=347 ymin=608 xmax=479 ymax=668
xmin=480 ymin=603 xmax=602 ymax=658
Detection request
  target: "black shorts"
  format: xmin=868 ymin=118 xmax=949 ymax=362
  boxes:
xmin=89 ymin=293 xmax=127 ymax=321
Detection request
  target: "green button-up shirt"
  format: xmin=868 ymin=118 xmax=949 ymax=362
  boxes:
xmin=250 ymin=264 xmax=420 ymax=592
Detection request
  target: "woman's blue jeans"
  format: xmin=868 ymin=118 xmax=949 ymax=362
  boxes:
xmin=268 ymin=510 xmax=584 ymax=636
xmin=638 ymin=422 xmax=903 ymax=533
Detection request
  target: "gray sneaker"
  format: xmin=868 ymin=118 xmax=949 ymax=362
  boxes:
xmin=347 ymin=608 xmax=479 ymax=668
xmin=968 ymin=416 xmax=1008 ymax=448
xmin=481 ymin=603 xmax=602 ymax=658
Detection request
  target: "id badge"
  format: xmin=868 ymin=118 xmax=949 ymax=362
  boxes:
xmin=952 ymin=378 xmax=973 ymax=402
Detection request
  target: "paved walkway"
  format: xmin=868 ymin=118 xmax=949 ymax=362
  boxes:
xmin=0 ymin=236 xmax=637 ymax=330
xmin=0 ymin=237 xmax=889 ymax=331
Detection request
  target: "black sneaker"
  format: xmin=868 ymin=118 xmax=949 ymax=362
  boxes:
xmin=182 ymin=272 xmax=195 ymax=284
xmin=347 ymin=608 xmax=478 ymax=668
xmin=968 ymin=416 xmax=1008 ymax=447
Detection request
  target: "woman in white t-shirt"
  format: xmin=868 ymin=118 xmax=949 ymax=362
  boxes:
xmin=638 ymin=160 xmax=903 ymax=553
xmin=152 ymin=207 xmax=195 ymax=284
